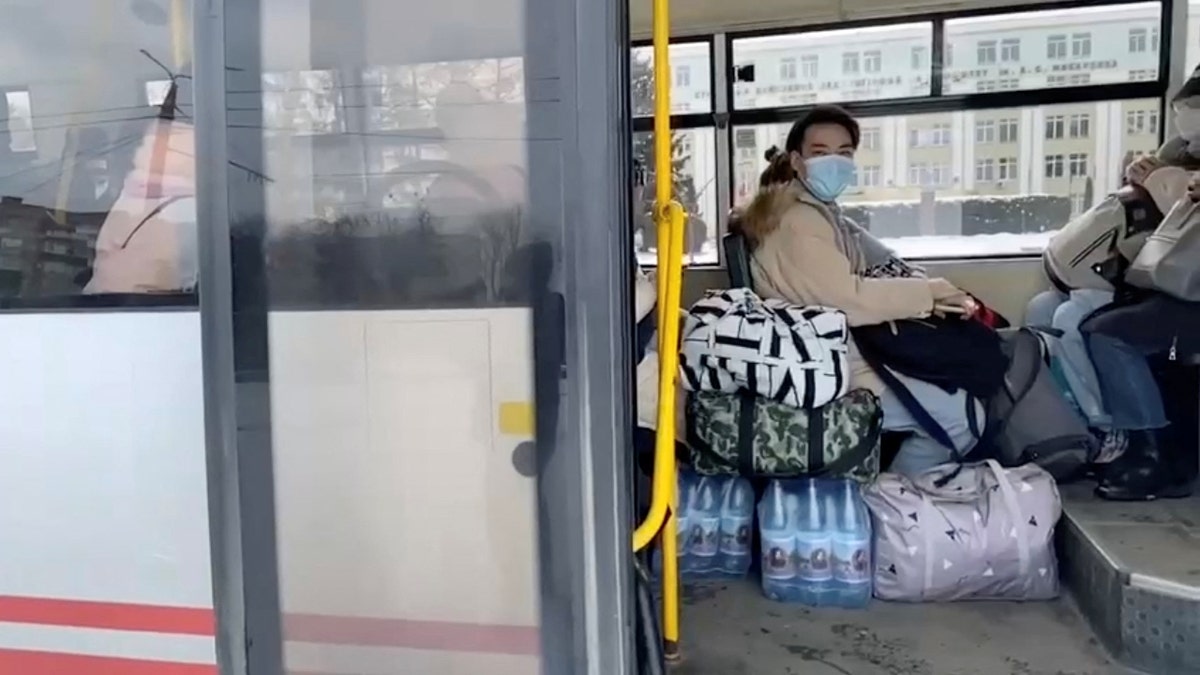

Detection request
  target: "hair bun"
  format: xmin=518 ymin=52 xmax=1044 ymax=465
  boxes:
xmin=764 ymin=146 xmax=780 ymax=162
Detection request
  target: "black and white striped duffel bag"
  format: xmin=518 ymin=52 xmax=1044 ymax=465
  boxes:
xmin=679 ymin=288 xmax=849 ymax=409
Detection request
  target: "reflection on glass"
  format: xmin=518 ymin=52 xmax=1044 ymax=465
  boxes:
xmin=235 ymin=0 xmax=551 ymax=671
xmin=943 ymin=3 xmax=1162 ymax=95
xmin=733 ymin=99 xmax=1162 ymax=258
xmin=631 ymin=42 xmax=712 ymax=116
xmin=0 ymin=0 xmax=196 ymax=301
xmin=731 ymin=23 xmax=933 ymax=110
xmin=5 ymin=91 xmax=35 ymax=153
xmin=633 ymin=128 xmax=719 ymax=265
xmin=364 ymin=58 xmax=525 ymax=130
xmin=261 ymin=70 xmax=344 ymax=135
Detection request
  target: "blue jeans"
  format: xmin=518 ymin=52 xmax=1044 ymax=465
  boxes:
xmin=1087 ymin=332 xmax=1169 ymax=430
xmin=879 ymin=370 xmax=985 ymax=477
xmin=1025 ymin=289 xmax=1112 ymax=428
xmin=1028 ymin=289 xmax=1165 ymax=431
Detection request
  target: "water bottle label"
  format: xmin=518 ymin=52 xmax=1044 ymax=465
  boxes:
xmin=719 ymin=515 xmax=752 ymax=555
xmin=796 ymin=535 xmax=833 ymax=582
xmin=675 ymin=516 xmax=689 ymax=555
xmin=832 ymin=536 xmax=871 ymax=584
xmin=689 ymin=516 xmax=720 ymax=557
xmin=761 ymin=535 xmax=796 ymax=580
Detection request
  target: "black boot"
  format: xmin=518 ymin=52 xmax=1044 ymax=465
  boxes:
xmin=1096 ymin=429 xmax=1195 ymax=501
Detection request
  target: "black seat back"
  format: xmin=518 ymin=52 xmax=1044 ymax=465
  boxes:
xmin=723 ymin=232 xmax=753 ymax=290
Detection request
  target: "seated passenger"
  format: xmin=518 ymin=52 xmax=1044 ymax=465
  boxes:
xmin=732 ymin=105 xmax=983 ymax=477
xmin=1075 ymin=170 xmax=1200 ymax=501
xmin=1026 ymin=69 xmax=1200 ymax=474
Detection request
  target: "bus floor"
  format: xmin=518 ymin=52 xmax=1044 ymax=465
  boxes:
xmin=667 ymin=479 xmax=1200 ymax=675
xmin=670 ymin=580 xmax=1131 ymax=675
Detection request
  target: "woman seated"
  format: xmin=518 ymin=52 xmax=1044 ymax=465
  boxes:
xmin=1025 ymin=72 xmax=1200 ymax=495
xmin=732 ymin=105 xmax=983 ymax=477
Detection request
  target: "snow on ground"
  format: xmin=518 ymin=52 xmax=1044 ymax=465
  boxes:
xmin=636 ymin=231 xmax=1054 ymax=267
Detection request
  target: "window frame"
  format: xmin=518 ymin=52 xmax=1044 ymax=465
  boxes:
xmin=635 ymin=0 xmax=1174 ymax=266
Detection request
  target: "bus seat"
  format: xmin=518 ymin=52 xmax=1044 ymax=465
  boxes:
xmin=723 ymin=233 xmax=753 ymax=290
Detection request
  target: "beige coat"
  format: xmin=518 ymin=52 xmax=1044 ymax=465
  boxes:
xmin=633 ymin=268 xmax=688 ymax=436
xmin=737 ymin=183 xmax=939 ymax=396
xmin=85 ymin=119 xmax=196 ymax=294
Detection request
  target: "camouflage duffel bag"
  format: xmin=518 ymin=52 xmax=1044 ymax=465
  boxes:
xmin=687 ymin=388 xmax=883 ymax=482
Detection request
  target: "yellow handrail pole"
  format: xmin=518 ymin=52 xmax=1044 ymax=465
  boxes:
xmin=632 ymin=0 xmax=679 ymax=555
xmin=628 ymin=0 xmax=685 ymax=659
xmin=170 ymin=0 xmax=190 ymax=70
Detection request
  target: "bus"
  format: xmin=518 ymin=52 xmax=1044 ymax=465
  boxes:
xmin=0 ymin=0 xmax=1196 ymax=673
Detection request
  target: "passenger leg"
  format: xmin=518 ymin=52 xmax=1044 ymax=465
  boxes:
xmin=879 ymin=371 xmax=986 ymax=477
xmin=1086 ymin=333 xmax=1191 ymax=500
xmin=1050 ymin=290 xmax=1113 ymax=431
xmin=1024 ymin=289 xmax=1067 ymax=328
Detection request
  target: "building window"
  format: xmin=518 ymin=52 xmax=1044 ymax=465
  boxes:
xmin=1151 ymin=27 xmax=1160 ymax=51
xmin=675 ymin=64 xmax=691 ymax=87
xmin=1000 ymin=38 xmax=1020 ymax=63
xmin=1045 ymin=115 xmax=1065 ymax=140
xmin=998 ymin=157 xmax=1018 ymax=181
xmin=842 ymin=51 xmax=860 ymax=74
xmin=860 ymin=127 xmax=880 ymax=151
xmin=911 ymin=46 xmax=928 ymax=70
xmin=1129 ymin=28 xmax=1148 ymax=53
xmin=861 ymin=165 xmax=882 ymax=187
xmin=975 ymin=120 xmax=996 ymax=143
xmin=801 ymin=55 xmax=818 ymax=79
xmin=909 ymin=124 xmax=951 ymax=148
xmin=1047 ymin=35 xmax=1067 ymax=60
xmin=1069 ymin=113 xmax=1090 ymax=139
xmin=975 ymin=158 xmax=996 ymax=182
xmin=3 ymin=90 xmax=35 ymax=153
xmin=1071 ymin=33 xmax=1092 ymax=58
xmin=977 ymin=40 xmax=997 ymax=65
xmin=1045 ymin=154 xmax=1065 ymax=178
xmin=1068 ymin=153 xmax=1089 ymax=177
xmin=780 ymin=58 xmax=797 ymax=81
xmin=863 ymin=50 xmax=882 ymax=73
xmin=998 ymin=118 xmax=1018 ymax=144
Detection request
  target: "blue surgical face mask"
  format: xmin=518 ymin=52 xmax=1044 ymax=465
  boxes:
xmin=802 ymin=155 xmax=856 ymax=202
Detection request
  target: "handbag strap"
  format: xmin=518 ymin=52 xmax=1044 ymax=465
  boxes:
xmin=985 ymin=459 xmax=1031 ymax=577
xmin=736 ymin=391 xmax=756 ymax=477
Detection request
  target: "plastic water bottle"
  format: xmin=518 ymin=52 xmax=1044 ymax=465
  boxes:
xmin=689 ymin=477 xmax=722 ymax=575
xmin=831 ymin=479 xmax=872 ymax=608
xmin=758 ymin=481 xmax=796 ymax=601
xmin=795 ymin=479 xmax=834 ymax=606
xmin=718 ymin=478 xmax=754 ymax=576
xmin=674 ymin=471 xmax=694 ymax=575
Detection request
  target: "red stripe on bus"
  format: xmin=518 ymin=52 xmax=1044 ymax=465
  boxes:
xmin=285 ymin=614 xmax=541 ymax=656
xmin=0 ymin=596 xmax=539 ymax=656
xmin=0 ymin=596 xmax=215 ymax=636
xmin=0 ymin=649 xmax=217 ymax=675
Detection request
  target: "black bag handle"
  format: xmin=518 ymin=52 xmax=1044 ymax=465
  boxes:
xmin=119 ymin=195 xmax=190 ymax=249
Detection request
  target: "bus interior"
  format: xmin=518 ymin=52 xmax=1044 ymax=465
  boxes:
xmin=0 ymin=0 xmax=1197 ymax=674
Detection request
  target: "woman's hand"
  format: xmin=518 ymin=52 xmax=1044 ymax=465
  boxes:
xmin=1125 ymin=156 xmax=1164 ymax=186
xmin=928 ymin=278 xmax=977 ymax=319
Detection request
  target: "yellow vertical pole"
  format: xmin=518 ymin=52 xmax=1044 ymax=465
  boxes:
xmin=629 ymin=0 xmax=685 ymax=661
xmin=170 ymin=0 xmax=190 ymax=70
